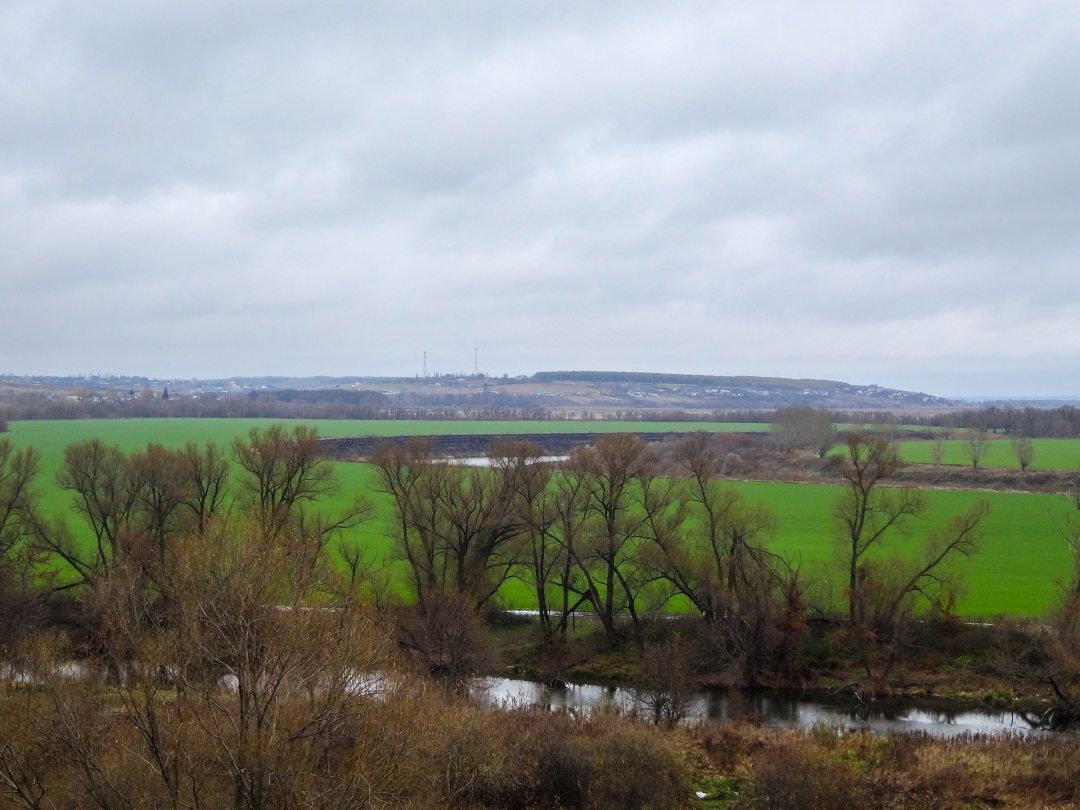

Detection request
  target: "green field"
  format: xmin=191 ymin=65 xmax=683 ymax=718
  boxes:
xmin=897 ymin=437 xmax=1080 ymax=471
xmin=5 ymin=419 xmax=1078 ymax=618
xmin=2 ymin=418 xmax=764 ymax=513
xmin=4 ymin=417 xmax=766 ymax=456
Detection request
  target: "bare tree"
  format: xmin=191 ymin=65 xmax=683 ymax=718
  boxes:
xmin=966 ymin=427 xmax=991 ymax=471
xmin=930 ymin=429 xmax=950 ymax=466
xmin=851 ymin=501 xmax=988 ymax=685
xmin=835 ymin=432 xmax=988 ymax=688
xmin=771 ymin=405 xmax=836 ymax=457
xmin=372 ymin=440 xmax=523 ymax=612
xmin=128 ymin=444 xmax=188 ymax=568
xmin=1011 ymin=435 xmax=1034 ymax=472
xmin=835 ymin=433 xmax=925 ymax=626
xmin=633 ymin=634 xmax=696 ymax=727
xmin=493 ymin=441 xmax=563 ymax=638
xmin=547 ymin=470 xmax=593 ymax=639
xmin=16 ymin=518 xmax=400 ymax=810
xmin=178 ymin=440 xmax=229 ymax=534
xmin=45 ymin=439 xmax=145 ymax=588
xmin=565 ymin=434 xmax=656 ymax=643
xmin=233 ymin=424 xmax=369 ymax=544
xmin=646 ymin=434 xmax=802 ymax=685
xmin=997 ymin=559 xmax=1080 ymax=730
xmin=0 ymin=440 xmax=47 ymax=663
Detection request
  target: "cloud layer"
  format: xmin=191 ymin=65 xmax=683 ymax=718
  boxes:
xmin=3 ymin=1 xmax=1079 ymax=396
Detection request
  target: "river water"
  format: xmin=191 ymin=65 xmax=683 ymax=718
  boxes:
xmin=480 ymin=676 xmax=1048 ymax=738
xmin=5 ymin=659 xmax=1050 ymax=738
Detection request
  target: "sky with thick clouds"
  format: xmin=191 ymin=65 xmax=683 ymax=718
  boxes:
xmin=2 ymin=1 xmax=1079 ymax=396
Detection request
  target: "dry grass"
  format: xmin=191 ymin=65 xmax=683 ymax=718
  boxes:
xmin=687 ymin=723 xmax=1080 ymax=809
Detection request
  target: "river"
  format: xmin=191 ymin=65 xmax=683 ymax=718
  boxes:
xmin=480 ymin=676 xmax=1050 ymax=738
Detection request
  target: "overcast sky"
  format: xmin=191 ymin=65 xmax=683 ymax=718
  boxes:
xmin=3 ymin=1 xmax=1079 ymax=396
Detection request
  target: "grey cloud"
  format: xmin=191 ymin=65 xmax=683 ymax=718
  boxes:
xmin=3 ymin=1 xmax=1080 ymax=394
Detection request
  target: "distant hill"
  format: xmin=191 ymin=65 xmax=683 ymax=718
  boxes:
xmin=525 ymin=371 xmax=953 ymax=411
xmin=0 ymin=371 xmax=956 ymax=415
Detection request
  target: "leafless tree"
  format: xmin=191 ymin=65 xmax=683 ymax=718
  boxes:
xmin=966 ymin=427 xmax=991 ymax=471
xmin=0 ymin=440 xmax=48 ymax=664
xmin=644 ymin=434 xmax=803 ymax=685
xmin=178 ymin=440 xmax=229 ymax=534
xmin=771 ymin=405 xmax=836 ymax=457
xmin=128 ymin=444 xmax=188 ymax=568
xmin=1011 ymin=435 xmax=1034 ymax=472
xmin=547 ymin=470 xmax=593 ymax=639
xmin=634 ymin=634 xmax=696 ymax=727
xmin=565 ymin=434 xmax=656 ymax=643
xmin=44 ymin=439 xmax=146 ymax=588
xmin=835 ymin=433 xmax=925 ymax=625
xmin=851 ymin=501 xmax=988 ymax=685
xmin=930 ymin=429 xmax=949 ymax=466
xmin=372 ymin=440 xmax=523 ymax=612
xmin=835 ymin=432 xmax=988 ymax=688
xmin=233 ymin=424 xmax=369 ymax=544
xmin=492 ymin=440 xmax=563 ymax=638
xmin=14 ymin=517 xmax=400 ymax=810
xmin=997 ymin=588 xmax=1080 ymax=729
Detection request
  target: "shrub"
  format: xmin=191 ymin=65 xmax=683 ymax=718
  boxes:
xmin=739 ymin=744 xmax=873 ymax=809
xmin=397 ymin=591 xmax=494 ymax=680
xmin=584 ymin=719 xmax=691 ymax=809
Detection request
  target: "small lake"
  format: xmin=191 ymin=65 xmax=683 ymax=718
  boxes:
xmin=480 ymin=676 xmax=1049 ymax=738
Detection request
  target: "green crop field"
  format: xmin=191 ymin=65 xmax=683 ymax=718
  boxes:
xmin=4 ymin=417 xmax=766 ymax=457
xmin=896 ymin=437 xmax=1080 ymax=471
xmin=727 ymin=480 xmax=1075 ymax=617
xmin=331 ymin=472 xmax=1074 ymax=617
xmin=4 ymin=419 xmax=1078 ymax=618
xmin=2 ymin=418 xmax=765 ymax=510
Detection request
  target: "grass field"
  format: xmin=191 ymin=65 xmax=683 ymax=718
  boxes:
xmin=4 ymin=419 xmax=1078 ymax=618
xmin=269 ymin=463 xmax=1077 ymax=618
xmin=897 ymin=437 xmax=1080 ymax=471
xmin=2 ymin=418 xmax=765 ymax=516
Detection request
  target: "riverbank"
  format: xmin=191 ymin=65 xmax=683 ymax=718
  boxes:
xmin=486 ymin=614 xmax=1068 ymax=729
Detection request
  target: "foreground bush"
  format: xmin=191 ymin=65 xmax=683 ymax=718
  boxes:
xmin=0 ymin=660 xmax=692 ymax=810
xmin=690 ymin=724 xmax=1080 ymax=810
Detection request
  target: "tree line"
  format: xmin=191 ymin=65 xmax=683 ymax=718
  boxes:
xmin=373 ymin=430 xmax=992 ymax=692
xmin=1 ymin=424 xmax=995 ymax=686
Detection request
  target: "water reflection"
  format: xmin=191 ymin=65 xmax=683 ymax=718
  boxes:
xmin=480 ymin=676 xmax=1048 ymax=738
xmin=448 ymin=456 xmax=569 ymax=467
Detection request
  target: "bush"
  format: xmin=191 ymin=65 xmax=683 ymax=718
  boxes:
xmin=397 ymin=591 xmax=494 ymax=680
xmin=739 ymin=744 xmax=873 ymax=809
xmin=634 ymin=634 xmax=697 ymax=727
xmin=583 ymin=718 xmax=691 ymax=809
xmin=524 ymin=711 xmax=594 ymax=808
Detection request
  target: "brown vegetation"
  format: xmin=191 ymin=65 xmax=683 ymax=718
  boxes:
xmin=689 ymin=723 xmax=1080 ymax=809
xmin=3 ymin=423 xmax=1080 ymax=809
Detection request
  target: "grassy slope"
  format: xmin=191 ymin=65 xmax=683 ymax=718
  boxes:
xmin=5 ymin=419 xmax=1077 ymax=618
